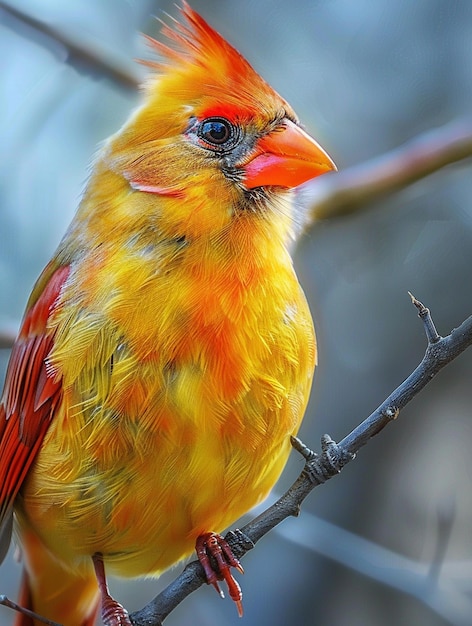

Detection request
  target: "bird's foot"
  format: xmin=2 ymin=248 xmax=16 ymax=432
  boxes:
xmin=92 ymin=553 xmax=132 ymax=626
xmin=196 ymin=532 xmax=244 ymax=617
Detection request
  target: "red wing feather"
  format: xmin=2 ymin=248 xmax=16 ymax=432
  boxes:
xmin=0 ymin=264 xmax=70 ymax=526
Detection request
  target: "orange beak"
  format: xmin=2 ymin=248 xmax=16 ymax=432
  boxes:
xmin=243 ymin=118 xmax=336 ymax=189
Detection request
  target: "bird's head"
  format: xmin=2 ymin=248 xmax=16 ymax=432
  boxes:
xmin=101 ymin=2 xmax=336 ymax=238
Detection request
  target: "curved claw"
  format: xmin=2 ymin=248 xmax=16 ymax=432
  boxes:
xmin=196 ymin=532 xmax=244 ymax=616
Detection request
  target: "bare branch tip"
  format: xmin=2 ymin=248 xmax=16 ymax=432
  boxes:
xmin=290 ymin=436 xmax=316 ymax=461
xmin=408 ymin=292 xmax=441 ymax=344
xmin=408 ymin=291 xmax=426 ymax=313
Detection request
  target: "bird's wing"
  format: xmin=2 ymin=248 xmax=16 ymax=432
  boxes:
xmin=0 ymin=262 xmax=70 ymax=560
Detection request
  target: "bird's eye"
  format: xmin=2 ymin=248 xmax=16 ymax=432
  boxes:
xmin=197 ymin=117 xmax=237 ymax=149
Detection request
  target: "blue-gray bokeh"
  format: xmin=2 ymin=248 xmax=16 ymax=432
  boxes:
xmin=1 ymin=1 xmax=471 ymax=625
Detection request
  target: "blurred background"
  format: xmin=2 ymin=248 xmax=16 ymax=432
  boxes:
xmin=0 ymin=1 xmax=471 ymax=625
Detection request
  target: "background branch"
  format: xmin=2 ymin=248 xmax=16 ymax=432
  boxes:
xmin=306 ymin=117 xmax=472 ymax=222
xmin=275 ymin=509 xmax=472 ymax=626
xmin=0 ymin=1 xmax=139 ymax=89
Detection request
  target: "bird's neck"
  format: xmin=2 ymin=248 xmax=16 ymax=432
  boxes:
xmin=63 ymin=159 xmax=296 ymax=271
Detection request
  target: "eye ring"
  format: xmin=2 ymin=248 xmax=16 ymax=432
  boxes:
xmin=197 ymin=117 xmax=239 ymax=151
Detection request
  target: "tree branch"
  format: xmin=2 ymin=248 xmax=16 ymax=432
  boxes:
xmin=306 ymin=116 xmax=472 ymax=222
xmin=0 ymin=1 xmax=140 ymax=89
xmin=129 ymin=297 xmax=472 ymax=625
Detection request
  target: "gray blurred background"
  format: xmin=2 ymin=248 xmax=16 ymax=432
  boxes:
xmin=1 ymin=1 xmax=471 ymax=625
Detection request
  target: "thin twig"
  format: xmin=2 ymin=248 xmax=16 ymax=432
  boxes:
xmin=409 ymin=291 xmax=441 ymax=344
xmin=0 ymin=595 xmax=61 ymax=626
xmin=339 ymin=310 xmax=472 ymax=456
xmin=130 ymin=298 xmax=472 ymax=625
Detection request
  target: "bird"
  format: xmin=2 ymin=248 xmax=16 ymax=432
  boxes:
xmin=0 ymin=3 xmax=336 ymax=625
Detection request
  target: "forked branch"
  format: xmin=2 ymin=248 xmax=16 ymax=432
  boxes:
xmin=129 ymin=296 xmax=472 ymax=625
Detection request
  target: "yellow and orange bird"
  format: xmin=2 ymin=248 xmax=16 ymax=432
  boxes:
xmin=0 ymin=4 xmax=336 ymax=625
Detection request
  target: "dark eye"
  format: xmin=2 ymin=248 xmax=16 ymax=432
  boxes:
xmin=197 ymin=117 xmax=238 ymax=150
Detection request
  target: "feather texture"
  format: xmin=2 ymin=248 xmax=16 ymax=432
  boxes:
xmin=0 ymin=4 xmax=335 ymax=624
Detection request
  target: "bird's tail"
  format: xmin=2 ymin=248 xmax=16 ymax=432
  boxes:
xmin=14 ymin=526 xmax=99 ymax=626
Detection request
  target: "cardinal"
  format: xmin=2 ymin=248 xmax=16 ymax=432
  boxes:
xmin=0 ymin=3 xmax=336 ymax=625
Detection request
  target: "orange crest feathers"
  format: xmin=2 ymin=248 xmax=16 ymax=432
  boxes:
xmin=141 ymin=2 xmax=290 ymax=120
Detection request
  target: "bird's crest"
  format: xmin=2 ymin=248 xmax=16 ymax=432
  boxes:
xmin=141 ymin=2 xmax=288 ymax=119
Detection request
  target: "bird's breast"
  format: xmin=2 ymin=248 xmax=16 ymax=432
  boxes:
xmin=20 ymin=223 xmax=316 ymax=575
